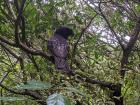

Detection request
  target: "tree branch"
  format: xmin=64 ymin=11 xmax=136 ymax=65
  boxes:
xmin=120 ymin=17 xmax=140 ymax=77
xmin=0 ymin=83 xmax=47 ymax=105
xmin=71 ymin=14 xmax=97 ymax=66
xmin=0 ymin=41 xmax=20 ymax=59
xmin=98 ymin=2 xmax=125 ymax=50
xmin=0 ymin=36 xmax=16 ymax=47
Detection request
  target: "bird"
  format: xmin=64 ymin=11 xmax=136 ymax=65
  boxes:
xmin=47 ymin=26 xmax=74 ymax=75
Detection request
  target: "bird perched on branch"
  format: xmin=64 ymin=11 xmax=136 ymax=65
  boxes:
xmin=47 ymin=26 xmax=74 ymax=75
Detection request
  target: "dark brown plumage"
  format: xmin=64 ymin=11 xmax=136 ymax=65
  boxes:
xmin=47 ymin=27 xmax=74 ymax=75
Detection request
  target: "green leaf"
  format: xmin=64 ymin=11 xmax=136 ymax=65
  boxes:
xmin=74 ymin=16 xmax=83 ymax=24
xmin=65 ymin=87 xmax=85 ymax=96
xmin=0 ymin=97 xmax=26 ymax=101
xmin=135 ymin=5 xmax=140 ymax=12
xmin=16 ymin=80 xmax=52 ymax=90
xmin=47 ymin=93 xmax=72 ymax=105
xmin=55 ymin=1 xmax=66 ymax=7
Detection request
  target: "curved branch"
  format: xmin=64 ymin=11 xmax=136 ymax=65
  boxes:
xmin=71 ymin=14 xmax=97 ymax=67
xmin=120 ymin=17 xmax=140 ymax=77
xmin=98 ymin=3 xmax=125 ymax=50
xmin=73 ymin=14 xmax=97 ymax=52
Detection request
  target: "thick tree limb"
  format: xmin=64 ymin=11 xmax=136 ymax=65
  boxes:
xmin=120 ymin=17 xmax=140 ymax=77
xmin=0 ymin=36 xmax=54 ymax=63
xmin=14 ymin=0 xmax=26 ymax=44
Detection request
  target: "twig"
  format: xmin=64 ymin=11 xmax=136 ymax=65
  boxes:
xmin=86 ymin=0 xmax=112 ymax=4
xmin=27 ymin=54 xmax=44 ymax=81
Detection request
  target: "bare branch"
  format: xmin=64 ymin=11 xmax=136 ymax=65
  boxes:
xmin=98 ymin=3 xmax=125 ymax=50
xmin=111 ymin=1 xmax=137 ymax=20
xmin=0 ymin=41 xmax=20 ymax=59
xmin=71 ymin=14 xmax=97 ymax=67
xmin=73 ymin=14 xmax=97 ymax=52
xmin=14 ymin=0 xmax=26 ymax=44
xmin=0 ymin=36 xmax=16 ymax=46
xmin=86 ymin=0 xmax=111 ymax=4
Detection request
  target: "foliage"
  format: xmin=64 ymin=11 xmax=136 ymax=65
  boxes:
xmin=0 ymin=0 xmax=140 ymax=105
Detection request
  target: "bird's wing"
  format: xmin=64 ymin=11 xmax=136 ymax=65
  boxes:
xmin=48 ymin=39 xmax=68 ymax=59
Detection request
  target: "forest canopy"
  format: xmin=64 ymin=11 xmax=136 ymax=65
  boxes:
xmin=0 ymin=0 xmax=140 ymax=105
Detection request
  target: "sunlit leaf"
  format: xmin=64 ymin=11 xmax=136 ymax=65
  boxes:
xmin=74 ymin=16 xmax=83 ymax=24
xmin=65 ymin=87 xmax=85 ymax=96
xmin=47 ymin=93 xmax=72 ymax=105
xmin=0 ymin=97 xmax=26 ymax=101
xmin=16 ymin=80 xmax=52 ymax=90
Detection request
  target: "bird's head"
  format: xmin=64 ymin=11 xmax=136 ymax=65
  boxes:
xmin=54 ymin=27 xmax=74 ymax=39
